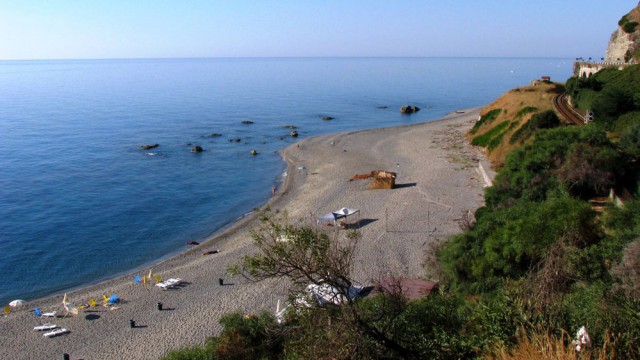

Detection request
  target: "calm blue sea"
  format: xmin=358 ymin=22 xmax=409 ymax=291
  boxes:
xmin=0 ymin=57 xmax=573 ymax=304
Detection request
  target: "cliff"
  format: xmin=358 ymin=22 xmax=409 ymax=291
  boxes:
xmin=605 ymin=2 xmax=640 ymax=63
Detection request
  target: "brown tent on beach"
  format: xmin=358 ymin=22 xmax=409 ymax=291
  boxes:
xmin=349 ymin=170 xmax=397 ymax=189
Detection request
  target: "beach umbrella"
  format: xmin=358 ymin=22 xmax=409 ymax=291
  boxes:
xmin=9 ymin=299 xmax=26 ymax=308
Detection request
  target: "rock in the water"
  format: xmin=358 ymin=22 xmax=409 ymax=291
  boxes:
xmin=191 ymin=145 xmax=204 ymax=153
xmin=206 ymin=133 xmax=222 ymax=137
xmin=322 ymin=116 xmax=335 ymax=121
xmin=229 ymin=138 xmax=242 ymax=143
xmin=139 ymin=144 xmax=159 ymax=150
xmin=282 ymin=125 xmax=297 ymax=129
xmin=250 ymin=149 xmax=258 ymax=156
xmin=241 ymin=120 xmax=254 ymax=124
xmin=290 ymin=130 xmax=299 ymax=137
xmin=400 ymin=105 xmax=420 ymax=114
xmin=377 ymin=105 xmax=388 ymax=109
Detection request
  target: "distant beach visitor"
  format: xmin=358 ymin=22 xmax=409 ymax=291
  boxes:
xmin=272 ymin=186 xmax=276 ymax=195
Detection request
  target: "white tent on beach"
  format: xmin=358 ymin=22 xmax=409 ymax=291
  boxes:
xmin=316 ymin=207 xmax=360 ymax=227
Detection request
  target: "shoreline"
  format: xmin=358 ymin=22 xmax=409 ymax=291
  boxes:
xmin=2 ymin=107 xmax=489 ymax=360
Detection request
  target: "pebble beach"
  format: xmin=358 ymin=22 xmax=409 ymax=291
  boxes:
xmin=0 ymin=107 xmax=491 ymax=360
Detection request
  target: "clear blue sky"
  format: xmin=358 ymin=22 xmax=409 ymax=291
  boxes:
xmin=0 ymin=0 xmax=636 ymax=60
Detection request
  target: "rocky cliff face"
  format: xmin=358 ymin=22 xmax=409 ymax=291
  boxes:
xmin=605 ymin=2 xmax=640 ymax=63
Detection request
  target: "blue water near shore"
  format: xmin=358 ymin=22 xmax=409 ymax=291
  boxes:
xmin=0 ymin=57 xmax=573 ymax=304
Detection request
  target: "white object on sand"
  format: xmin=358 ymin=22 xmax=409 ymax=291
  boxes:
xmin=43 ymin=328 xmax=69 ymax=338
xmin=9 ymin=299 xmax=26 ymax=307
xmin=34 ymin=324 xmax=58 ymax=331
xmin=42 ymin=311 xmax=57 ymax=318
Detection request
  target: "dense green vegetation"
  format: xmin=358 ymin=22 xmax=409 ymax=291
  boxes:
xmin=509 ymin=110 xmax=560 ymax=144
xmin=163 ymin=67 xmax=640 ymax=359
xmin=566 ymin=65 xmax=640 ymax=128
xmin=441 ymin=65 xmax=640 ymax=358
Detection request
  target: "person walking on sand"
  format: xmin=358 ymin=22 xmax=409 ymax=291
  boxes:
xmin=272 ymin=186 xmax=276 ymax=195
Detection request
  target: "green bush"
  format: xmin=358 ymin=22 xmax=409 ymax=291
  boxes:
xmin=510 ymin=110 xmax=560 ymax=144
xmin=616 ymin=112 xmax=640 ymax=158
xmin=439 ymin=194 xmax=598 ymax=289
xmin=623 ymin=21 xmax=638 ymax=34
xmin=213 ymin=311 xmax=283 ymax=359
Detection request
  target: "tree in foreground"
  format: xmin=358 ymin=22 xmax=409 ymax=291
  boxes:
xmin=228 ymin=209 xmax=422 ymax=359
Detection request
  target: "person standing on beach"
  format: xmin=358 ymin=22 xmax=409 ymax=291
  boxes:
xmin=272 ymin=186 xmax=276 ymax=195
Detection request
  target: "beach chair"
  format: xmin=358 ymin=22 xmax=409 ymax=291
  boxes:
xmin=107 ymin=294 xmax=118 ymax=305
xmin=42 ymin=311 xmax=57 ymax=318
xmin=166 ymin=278 xmax=182 ymax=286
xmin=43 ymin=328 xmax=69 ymax=338
xmin=34 ymin=324 xmax=58 ymax=331
xmin=155 ymin=281 xmax=170 ymax=290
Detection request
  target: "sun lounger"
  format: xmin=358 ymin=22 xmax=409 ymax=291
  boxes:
xmin=43 ymin=328 xmax=69 ymax=338
xmin=166 ymin=278 xmax=182 ymax=285
xmin=155 ymin=281 xmax=171 ymax=290
xmin=34 ymin=324 xmax=58 ymax=331
xmin=155 ymin=278 xmax=183 ymax=290
xmin=42 ymin=311 xmax=57 ymax=318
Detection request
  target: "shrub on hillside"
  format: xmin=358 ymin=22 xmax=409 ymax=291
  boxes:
xmin=509 ymin=110 xmax=560 ymax=144
xmin=470 ymin=108 xmax=501 ymax=134
xmin=557 ymin=142 xmax=621 ymax=197
xmin=439 ymin=194 xmax=598 ymax=289
xmin=616 ymin=112 xmax=640 ymax=159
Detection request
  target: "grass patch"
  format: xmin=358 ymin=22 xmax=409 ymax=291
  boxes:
xmin=472 ymin=121 xmax=509 ymax=149
xmin=515 ymin=106 xmax=538 ymax=118
xmin=470 ymin=109 xmax=501 ymax=134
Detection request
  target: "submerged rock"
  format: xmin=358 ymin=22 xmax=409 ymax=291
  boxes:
xmin=322 ymin=116 xmax=335 ymax=121
xmin=400 ymin=105 xmax=420 ymax=114
xmin=290 ymin=130 xmax=299 ymax=137
xmin=191 ymin=145 xmax=204 ymax=153
xmin=228 ymin=138 xmax=242 ymax=143
xmin=250 ymin=149 xmax=258 ymax=156
xmin=139 ymin=144 xmax=159 ymax=150
xmin=206 ymin=133 xmax=222 ymax=137
xmin=282 ymin=125 xmax=297 ymax=129
xmin=241 ymin=120 xmax=254 ymax=124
